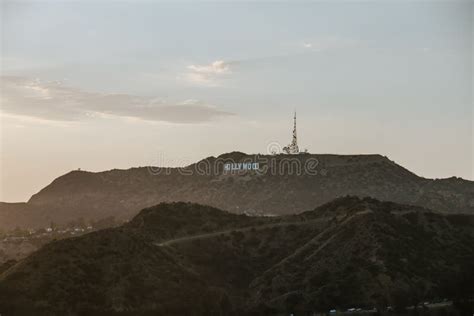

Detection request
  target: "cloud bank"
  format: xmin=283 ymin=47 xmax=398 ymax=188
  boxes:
xmin=0 ymin=76 xmax=234 ymax=123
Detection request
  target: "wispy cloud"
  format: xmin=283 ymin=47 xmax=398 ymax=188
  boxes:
xmin=300 ymin=37 xmax=357 ymax=52
xmin=0 ymin=76 xmax=234 ymax=123
xmin=184 ymin=60 xmax=233 ymax=87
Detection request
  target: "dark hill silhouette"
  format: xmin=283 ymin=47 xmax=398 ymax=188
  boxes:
xmin=0 ymin=198 xmax=472 ymax=315
xmin=1 ymin=152 xmax=473 ymax=230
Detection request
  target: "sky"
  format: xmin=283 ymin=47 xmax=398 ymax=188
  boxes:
xmin=0 ymin=1 xmax=473 ymax=202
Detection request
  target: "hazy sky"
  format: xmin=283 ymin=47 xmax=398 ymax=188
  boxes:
xmin=1 ymin=1 xmax=473 ymax=202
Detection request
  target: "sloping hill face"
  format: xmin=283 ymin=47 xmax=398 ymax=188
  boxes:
xmin=0 ymin=198 xmax=473 ymax=315
xmin=2 ymin=152 xmax=473 ymax=230
xmin=248 ymin=209 xmax=474 ymax=312
xmin=0 ymin=229 xmax=227 ymax=315
xmin=0 ymin=202 xmax=33 ymax=230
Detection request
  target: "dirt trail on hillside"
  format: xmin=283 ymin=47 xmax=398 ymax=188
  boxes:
xmin=156 ymin=218 xmax=328 ymax=247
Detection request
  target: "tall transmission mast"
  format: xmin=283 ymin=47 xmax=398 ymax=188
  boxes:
xmin=283 ymin=111 xmax=300 ymax=154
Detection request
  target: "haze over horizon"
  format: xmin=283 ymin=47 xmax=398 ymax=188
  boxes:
xmin=1 ymin=1 xmax=473 ymax=202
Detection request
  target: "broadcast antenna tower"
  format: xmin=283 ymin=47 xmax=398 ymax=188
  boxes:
xmin=283 ymin=111 xmax=300 ymax=154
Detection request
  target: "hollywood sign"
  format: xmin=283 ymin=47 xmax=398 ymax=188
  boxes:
xmin=224 ymin=162 xmax=260 ymax=171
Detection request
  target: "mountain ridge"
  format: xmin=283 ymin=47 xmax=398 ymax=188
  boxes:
xmin=1 ymin=152 xmax=473 ymax=230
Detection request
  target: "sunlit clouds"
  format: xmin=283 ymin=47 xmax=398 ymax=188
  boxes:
xmin=184 ymin=60 xmax=233 ymax=87
xmin=1 ymin=76 xmax=235 ymax=123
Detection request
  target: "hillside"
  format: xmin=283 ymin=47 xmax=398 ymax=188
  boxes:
xmin=1 ymin=152 xmax=473 ymax=230
xmin=0 ymin=198 xmax=473 ymax=315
